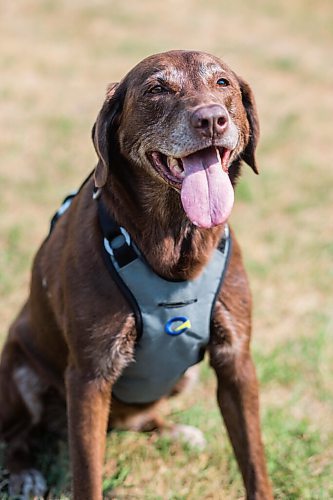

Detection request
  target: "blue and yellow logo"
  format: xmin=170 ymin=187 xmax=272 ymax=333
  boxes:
xmin=165 ymin=316 xmax=192 ymax=336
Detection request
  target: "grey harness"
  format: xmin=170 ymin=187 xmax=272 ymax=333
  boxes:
xmin=50 ymin=186 xmax=231 ymax=405
xmin=97 ymin=198 xmax=231 ymax=404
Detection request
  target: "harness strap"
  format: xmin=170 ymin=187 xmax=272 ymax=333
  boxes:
xmin=96 ymin=197 xmax=143 ymax=338
xmin=97 ymin=197 xmax=138 ymax=268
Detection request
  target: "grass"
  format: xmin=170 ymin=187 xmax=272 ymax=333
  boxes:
xmin=1 ymin=0 xmax=333 ymax=498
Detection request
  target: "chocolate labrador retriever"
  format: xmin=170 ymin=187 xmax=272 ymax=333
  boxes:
xmin=0 ymin=50 xmax=273 ymax=499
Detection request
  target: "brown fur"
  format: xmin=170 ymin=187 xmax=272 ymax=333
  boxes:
xmin=0 ymin=50 xmax=273 ymax=499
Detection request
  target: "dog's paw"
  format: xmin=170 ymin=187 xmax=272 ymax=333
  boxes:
xmin=9 ymin=468 xmax=47 ymax=499
xmin=166 ymin=424 xmax=207 ymax=450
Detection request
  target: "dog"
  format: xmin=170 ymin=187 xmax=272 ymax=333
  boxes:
xmin=0 ymin=50 xmax=273 ymax=499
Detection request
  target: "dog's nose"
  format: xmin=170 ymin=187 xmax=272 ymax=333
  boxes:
xmin=190 ymin=105 xmax=229 ymax=138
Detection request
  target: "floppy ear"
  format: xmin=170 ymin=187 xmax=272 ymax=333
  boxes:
xmin=92 ymin=82 xmax=121 ymax=188
xmin=237 ymin=76 xmax=260 ymax=174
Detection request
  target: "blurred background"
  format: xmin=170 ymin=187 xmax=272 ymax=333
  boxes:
xmin=1 ymin=0 xmax=332 ymax=498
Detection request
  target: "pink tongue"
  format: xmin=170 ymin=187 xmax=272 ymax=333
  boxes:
xmin=180 ymin=147 xmax=234 ymax=228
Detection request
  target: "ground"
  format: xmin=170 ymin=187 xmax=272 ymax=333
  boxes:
xmin=0 ymin=0 xmax=333 ymax=498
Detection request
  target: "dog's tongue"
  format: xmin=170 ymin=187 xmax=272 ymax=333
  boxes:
xmin=180 ymin=147 xmax=234 ymax=228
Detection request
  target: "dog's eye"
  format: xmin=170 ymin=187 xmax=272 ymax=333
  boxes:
xmin=217 ymin=78 xmax=230 ymax=87
xmin=149 ymin=85 xmax=167 ymax=95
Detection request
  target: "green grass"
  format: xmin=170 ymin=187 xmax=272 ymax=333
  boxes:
xmin=265 ymin=411 xmax=332 ymax=500
xmin=256 ymin=325 xmax=333 ymax=498
xmin=0 ymin=224 xmax=31 ymax=295
xmin=256 ymin=327 xmax=333 ymax=390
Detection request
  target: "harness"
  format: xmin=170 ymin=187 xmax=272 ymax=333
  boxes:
xmin=50 ymin=181 xmax=231 ymax=404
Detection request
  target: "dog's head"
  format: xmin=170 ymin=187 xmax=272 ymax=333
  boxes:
xmin=93 ymin=50 xmax=259 ymax=228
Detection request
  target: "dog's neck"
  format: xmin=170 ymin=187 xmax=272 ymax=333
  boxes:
xmin=101 ymin=172 xmax=224 ymax=281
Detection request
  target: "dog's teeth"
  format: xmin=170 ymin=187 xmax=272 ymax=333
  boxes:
xmin=167 ymin=157 xmax=184 ymax=177
xmin=167 ymin=157 xmax=179 ymax=170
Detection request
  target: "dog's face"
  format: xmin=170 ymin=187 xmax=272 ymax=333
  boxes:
xmin=93 ymin=50 xmax=259 ymax=228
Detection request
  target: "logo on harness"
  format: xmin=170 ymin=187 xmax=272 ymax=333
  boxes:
xmin=164 ymin=316 xmax=192 ymax=336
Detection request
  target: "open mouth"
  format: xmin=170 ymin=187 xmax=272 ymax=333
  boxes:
xmin=150 ymin=146 xmax=232 ymax=186
xmin=149 ymin=146 xmax=235 ymax=228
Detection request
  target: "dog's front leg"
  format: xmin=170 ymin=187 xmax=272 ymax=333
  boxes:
xmin=66 ymin=366 xmax=112 ymax=500
xmin=209 ymin=237 xmax=273 ymax=499
xmin=210 ymin=343 xmax=273 ymax=499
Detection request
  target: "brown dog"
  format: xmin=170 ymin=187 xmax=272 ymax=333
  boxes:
xmin=0 ymin=50 xmax=273 ymax=499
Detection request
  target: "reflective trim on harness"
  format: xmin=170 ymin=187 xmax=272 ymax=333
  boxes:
xmin=49 ymin=191 xmax=78 ymax=235
xmin=104 ymin=227 xmax=132 ymax=261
